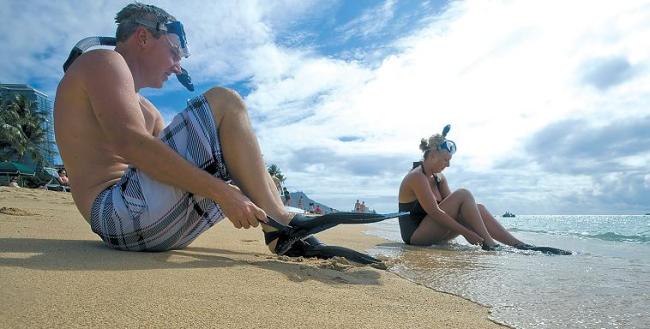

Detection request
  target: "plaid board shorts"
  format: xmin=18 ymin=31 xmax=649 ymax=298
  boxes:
xmin=90 ymin=95 xmax=230 ymax=251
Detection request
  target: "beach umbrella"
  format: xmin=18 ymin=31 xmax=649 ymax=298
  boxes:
xmin=0 ymin=161 xmax=36 ymax=176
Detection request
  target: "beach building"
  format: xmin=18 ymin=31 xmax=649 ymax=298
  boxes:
xmin=0 ymin=83 xmax=57 ymax=166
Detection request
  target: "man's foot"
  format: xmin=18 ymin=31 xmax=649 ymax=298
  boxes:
xmin=261 ymin=214 xmax=294 ymax=254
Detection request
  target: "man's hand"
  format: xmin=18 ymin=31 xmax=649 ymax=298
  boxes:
xmin=463 ymin=230 xmax=484 ymax=246
xmin=219 ymin=184 xmax=267 ymax=229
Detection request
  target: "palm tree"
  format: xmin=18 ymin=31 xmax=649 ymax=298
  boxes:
xmin=0 ymin=94 xmax=54 ymax=166
xmin=267 ymin=164 xmax=286 ymax=183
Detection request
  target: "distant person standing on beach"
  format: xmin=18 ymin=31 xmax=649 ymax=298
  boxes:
xmin=398 ymin=125 xmax=528 ymax=250
xmin=283 ymin=187 xmax=291 ymax=206
xmin=54 ymin=2 xmax=294 ymax=252
xmin=354 ymin=199 xmax=361 ymax=212
xmin=271 ymin=175 xmax=282 ymax=196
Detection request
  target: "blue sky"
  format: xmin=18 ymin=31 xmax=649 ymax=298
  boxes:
xmin=1 ymin=0 xmax=649 ymax=214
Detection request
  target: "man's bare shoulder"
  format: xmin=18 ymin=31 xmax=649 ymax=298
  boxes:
xmin=60 ymin=49 xmax=133 ymax=89
xmin=57 ymin=50 xmax=128 ymax=110
xmin=66 ymin=49 xmax=127 ymax=75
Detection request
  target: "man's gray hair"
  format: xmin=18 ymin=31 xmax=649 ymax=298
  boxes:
xmin=114 ymin=2 xmax=176 ymax=42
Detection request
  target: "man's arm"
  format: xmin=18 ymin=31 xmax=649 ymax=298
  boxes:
xmin=77 ymin=50 xmax=265 ymax=228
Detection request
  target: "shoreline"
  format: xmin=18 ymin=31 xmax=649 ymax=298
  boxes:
xmin=1 ymin=187 xmax=504 ymax=328
xmin=355 ymin=226 xmax=514 ymax=329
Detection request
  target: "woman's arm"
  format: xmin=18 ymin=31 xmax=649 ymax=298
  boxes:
xmin=438 ymin=173 xmax=452 ymax=199
xmin=409 ymin=173 xmax=478 ymax=238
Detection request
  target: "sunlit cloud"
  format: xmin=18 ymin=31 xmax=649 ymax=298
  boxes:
xmin=2 ymin=0 xmax=648 ymax=214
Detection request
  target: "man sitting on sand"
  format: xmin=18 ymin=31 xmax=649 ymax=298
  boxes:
xmin=54 ymin=3 xmax=292 ymax=251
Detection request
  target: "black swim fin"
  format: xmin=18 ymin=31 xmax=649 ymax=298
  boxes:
xmin=284 ymin=236 xmax=383 ymax=265
xmin=264 ymin=212 xmax=405 ymax=255
xmin=513 ymin=243 xmax=572 ymax=255
xmin=482 ymin=243 xmax=503 ymax=251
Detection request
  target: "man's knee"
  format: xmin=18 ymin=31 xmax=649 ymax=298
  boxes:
xmin=203 ymin=87 xmax=247 ymax=122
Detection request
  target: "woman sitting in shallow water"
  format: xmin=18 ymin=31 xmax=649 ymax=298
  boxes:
xmin=398 ymin=125 xmax=527 ymax=250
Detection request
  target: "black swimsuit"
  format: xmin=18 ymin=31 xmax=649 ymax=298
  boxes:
xmin=398 ymin=166 xmax=442 ymax=244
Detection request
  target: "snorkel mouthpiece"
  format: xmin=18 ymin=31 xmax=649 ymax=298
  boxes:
xmin=438 ymin=124 xmax=456 ymax=155
xmin=177 ymin=67 xmax=194 ymax=91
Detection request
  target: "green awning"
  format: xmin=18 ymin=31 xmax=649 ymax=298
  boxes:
xmin=0 ymin=161 xmax=36 ymax=176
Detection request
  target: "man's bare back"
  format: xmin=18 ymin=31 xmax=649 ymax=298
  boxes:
xmin=54 ymin=49 xmax=164 ymax=221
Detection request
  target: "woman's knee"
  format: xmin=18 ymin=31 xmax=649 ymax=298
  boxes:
xmin=453 ymin=188 xmax=474 ymax=200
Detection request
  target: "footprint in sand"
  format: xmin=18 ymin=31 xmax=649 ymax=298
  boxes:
xmin=0 ymin=207 xmax=36 ymax=216
xmin=318 ymin=258 xmax=354 ymax=272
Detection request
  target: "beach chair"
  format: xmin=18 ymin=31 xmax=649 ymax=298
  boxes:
xmin=43 ymin=167 xmax=70 ymax=192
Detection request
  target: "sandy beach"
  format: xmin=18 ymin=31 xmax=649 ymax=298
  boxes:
xmin=0 ymin=186 xmax=503 ymax=328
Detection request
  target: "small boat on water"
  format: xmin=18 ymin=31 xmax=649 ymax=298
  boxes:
xmin=502 ymin=211 xmax=516 ymax=218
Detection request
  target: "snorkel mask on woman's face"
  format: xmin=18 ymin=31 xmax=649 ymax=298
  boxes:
xmin=135 ymin=19 xmax=190 ymax=58
xmin=437 ymin=124 xmax=457 ymax=155
xmin=438 ymin=140 xmax=456 ymax=154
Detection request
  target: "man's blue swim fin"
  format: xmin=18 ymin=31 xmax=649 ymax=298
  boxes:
xmin=264 ymin=212 xmax=405 ymax=256
xmin=284 ymin=236 xmax=383 ymax=265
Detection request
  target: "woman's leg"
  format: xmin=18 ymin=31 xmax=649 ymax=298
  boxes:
xmin=410 ymin=188 xmax=497 ymax=246
xmin=409 ymin=215 xmax=457 ymax=246
xmin=438 ymin=188 xmax=497 ymax=246
xmin=476 ymin=204 xmax=523 ymax=246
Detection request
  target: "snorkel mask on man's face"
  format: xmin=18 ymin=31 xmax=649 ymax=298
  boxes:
xmin=135 ymin=19 xmax=190 ymax=58
xmin=437 ymin=124 xmax=457 ymax=155
xmin=62 ymin=18 xmax=194 ymax=91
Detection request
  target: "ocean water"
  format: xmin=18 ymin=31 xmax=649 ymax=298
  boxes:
xmin=365 ymin=215 xmax=650 ymax=329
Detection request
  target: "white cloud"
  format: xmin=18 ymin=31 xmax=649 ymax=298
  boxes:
xmin=244 ymin=0 xmax=650 ymax=213
xmin=3 ymin=0 xmax=649 ymax=213
xmin=336 ymin=0 xmax=396 ymax=42
xmin=0 ymin=0 xmax=317 ymax=92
